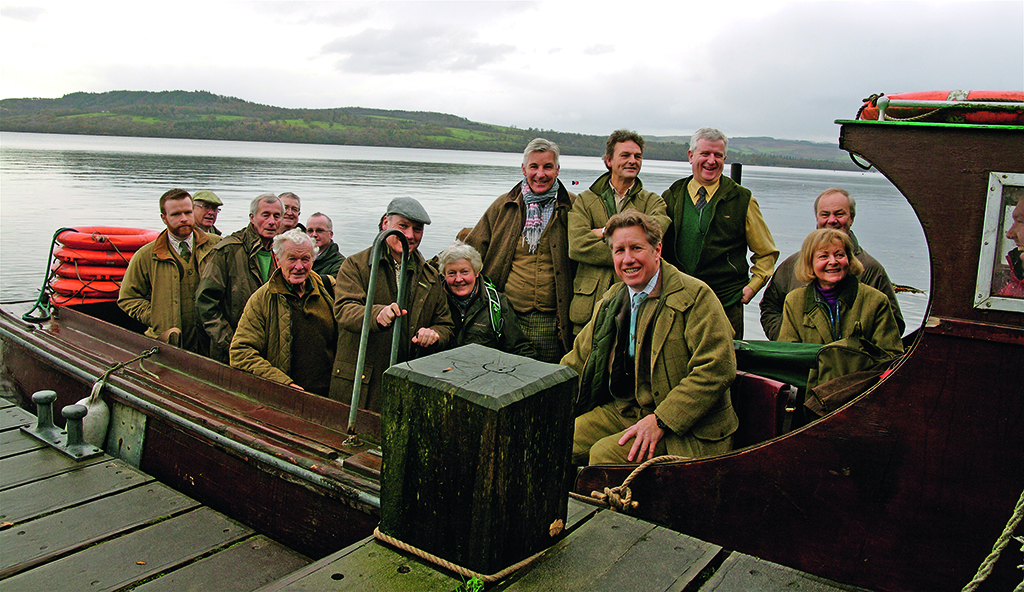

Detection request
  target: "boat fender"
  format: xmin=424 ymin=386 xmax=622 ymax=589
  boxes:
xmin=76 ymin=379 xmax=110 ymax=448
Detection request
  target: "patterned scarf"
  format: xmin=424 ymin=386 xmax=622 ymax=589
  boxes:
xmin=521 ymin=178 xmax=560 ymax=253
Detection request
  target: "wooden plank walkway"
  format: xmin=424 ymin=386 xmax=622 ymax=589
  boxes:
xmin=259 ymin=498 xmax=871 ymax=592
xmin=0 ymin=404 xmax=310 ymax=592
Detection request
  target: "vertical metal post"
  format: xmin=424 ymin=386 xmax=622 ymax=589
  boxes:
xmin=346 ymin=229 xmax=410 ymax=435
xmin=730 ymin=163 xmax=743 ymax=185
xmin=29 ymin=390 xmax=61 ymax=442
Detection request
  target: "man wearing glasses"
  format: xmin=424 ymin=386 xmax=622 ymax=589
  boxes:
xmin=279 ymin=192 xmax=305 ymax=233
xmin=192 ymin=190 xmax=222 ymax=236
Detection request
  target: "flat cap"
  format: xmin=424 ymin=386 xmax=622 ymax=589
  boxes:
xmin=192 ymin=190 xmax=223 ymax=206
xmin=385 ymin=197 xmax=431 ymax=225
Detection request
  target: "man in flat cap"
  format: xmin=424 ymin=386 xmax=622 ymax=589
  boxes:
xmin=192 ymin=190 xmax=223 ymax=236
xmin=329 ymin=197 xmax=454 ymax=412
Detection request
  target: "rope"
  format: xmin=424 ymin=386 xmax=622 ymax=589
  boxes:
xmin=373 ymin=527 xmax=548 ymax=584
xmin=22 ymin=227 xmax=76 ymax=323
xmin=568 ymin=455 xmax=690 ymax=512
xmin=961 ymin=487 xmax=1024 ymax=591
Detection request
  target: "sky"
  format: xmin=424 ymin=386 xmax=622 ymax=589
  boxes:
xmin=1 ymin=0 xmax=1021 ymax=143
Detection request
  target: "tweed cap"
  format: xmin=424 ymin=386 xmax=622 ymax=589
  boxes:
xmin=192 ymin=190 xmax=223 ymax=206
xmin=385 ymin=197 xmax=431 ymax=225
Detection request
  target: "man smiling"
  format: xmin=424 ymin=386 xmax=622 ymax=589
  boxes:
xmin=662 ymin=127 xmax=779 ymax=339
xmin=196 ymin=193 xmax=283 ymax=362
xmin=563 ymin=211 xmax=738 ymax=465
xmin=568 ymin=130 xmax=670 ymax=335
xmin=466 ymin=138 xmax=578 ymax=363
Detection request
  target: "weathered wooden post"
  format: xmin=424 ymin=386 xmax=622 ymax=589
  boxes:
xmin=379 ymin=343 xmax=577 ymax=576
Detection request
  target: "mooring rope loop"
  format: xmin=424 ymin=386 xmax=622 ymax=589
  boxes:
xmin=568 ymin=455 xmax=690 ymax=513
xmin=373 ymin=527 xmax=546 ymax=584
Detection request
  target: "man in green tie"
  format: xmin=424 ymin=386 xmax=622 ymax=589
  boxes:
xmin=562 ymin=211 xmax=738 ymax=465
xmin=118 ymin=188 xmax=221 ymax=353
xmin=661 ymin=127 xmax=779 ymax=339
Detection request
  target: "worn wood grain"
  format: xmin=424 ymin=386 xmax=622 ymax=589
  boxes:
xmin=0 ymin=446 xmax=107 ymax=491
xmin=703 ymin=554 xmax=869 ymax=591
xmin=0 ymin=459 xmax=152 ymax=525
xmin=257 ymin=536 xmax=460 ymax=592
xmin=0 ymin=429 xmax=44 ymax=459
xmin=0 ymin=482 xmax=198 ymax=578
xmin=133 ymin=535 xmax=310 ymax=592
xmin=0 ymin=506 xmax=252 ymax=592
xmin=0 ymin=406 xmax=33 ymax=431
xmin=499 ymin=510 xmax=721 ymax=592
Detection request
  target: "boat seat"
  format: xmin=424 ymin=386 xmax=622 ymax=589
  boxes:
xmin=730 ymin=371 xmax=793 ymax=449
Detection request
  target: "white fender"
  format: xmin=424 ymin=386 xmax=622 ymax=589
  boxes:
xmin=76 ymin=380 xmax=110 ymax=448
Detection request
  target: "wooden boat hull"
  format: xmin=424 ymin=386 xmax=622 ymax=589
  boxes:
xmin=576 ymin=122 xmax=1024 ymax=592
xmin=0 ymin=302 xmax=382 ymax=558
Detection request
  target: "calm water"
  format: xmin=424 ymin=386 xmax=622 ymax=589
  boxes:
xmin=0 ymin=132 xmax=931 ymax=340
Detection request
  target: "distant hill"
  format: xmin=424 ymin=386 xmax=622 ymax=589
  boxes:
xmin=0 ymin=90 xmax=857 ymax=170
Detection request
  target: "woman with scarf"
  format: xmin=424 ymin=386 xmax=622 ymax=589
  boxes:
xmin=438 ymin=240 xmax=536 ymax=357
xmin=779 ymin=228 xmax=904 ymax=391
xmin=464 ymin=138 xmax=578 ymax=363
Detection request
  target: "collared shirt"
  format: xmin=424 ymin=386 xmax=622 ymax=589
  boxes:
xmin=613 ymin=179 xmax=636 ymax=212
xmin=167 ymin=233 xmax=194 ymax=257
xmin=627 ymin=268 xmax=661 ymax=306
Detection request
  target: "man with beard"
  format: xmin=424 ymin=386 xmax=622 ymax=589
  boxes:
xmin=568 ymin=129 xmax=670 ymax=335
xmin=119 ymin=188 xmax=221 ymax=353
xmin=196 ymin=193 xmax=283 ymax=362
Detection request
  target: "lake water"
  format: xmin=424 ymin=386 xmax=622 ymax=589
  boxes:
xmin=0 ymin=131 xmax=931 ymax=341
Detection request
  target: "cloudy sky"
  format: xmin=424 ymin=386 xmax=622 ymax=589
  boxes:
xmin=1 ymin=1 xmax=1021 ymax=142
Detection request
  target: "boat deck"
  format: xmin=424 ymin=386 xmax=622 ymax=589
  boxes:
xmin=0 ymin=399 xmax=311 ymax=591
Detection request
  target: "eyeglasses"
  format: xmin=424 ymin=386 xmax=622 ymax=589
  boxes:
xmin=196 ymin=203 xmax=221 ymax=212
xmin=284 ymin=206 xmax=301 ymax=214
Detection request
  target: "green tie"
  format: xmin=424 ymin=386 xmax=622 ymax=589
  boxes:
xmin=695 ymin=186 xmax=708 ymax=211
xmin=178 ymin=241 xmax=191 ymax=263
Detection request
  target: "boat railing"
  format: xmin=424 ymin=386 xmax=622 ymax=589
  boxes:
xmin=874 ymin=95 xmax=1024 ymax=120
xmin=346 ymin=229 xmax=410 ymax=437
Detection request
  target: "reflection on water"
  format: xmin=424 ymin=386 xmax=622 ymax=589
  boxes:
xmin=0 ymin=132 xmax=930 ymax=340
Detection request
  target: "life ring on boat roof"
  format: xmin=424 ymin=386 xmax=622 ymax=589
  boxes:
xmin=48 ymin=294 xmax=118 ymax=307
xmin=51 ymin=261 xmax=127 ymax=281
xmin=56 ymin=227 xmax=159 ymax=252
xmin=858 ymin=90 xmax=1024 ymax=125
xmin=52 ymin=246 xmax=137 ymax=267
xmin=48 ymin=277 xmax=122 ymax=299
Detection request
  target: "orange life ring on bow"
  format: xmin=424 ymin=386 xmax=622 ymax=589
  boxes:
xmin=859 ymin=90 xmax=1024 ymax=124
xmin=52 ymin=246 xmax=137 ymax=267
xmin=49 ymin=294 xmax=117 ymax=307
xmin=51 ymin=261 xmax=127 ymax=281
xmin=57 ymin=227 xmax=159 ymax=252
xmin=49 ymin=277 xmax=122 ymax=299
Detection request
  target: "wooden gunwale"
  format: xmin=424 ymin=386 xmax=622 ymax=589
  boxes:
xmin=574 ymin=121 xmax=1024 ymax=592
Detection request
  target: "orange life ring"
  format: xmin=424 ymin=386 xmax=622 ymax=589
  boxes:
xmin=49 ymin=277 xmax=122 ymax=299
xmin=53 ymin=246 xmax=136 ymax=267
xmin=57 ymin=227 xmax=159 ymax=252
xmin=859 ymin=90 xmax=1024 ymax=124
xmin=49 ymin=294 xmax=117 ymax=307
xmin=51 ymin=261 xmax=127 ymax=281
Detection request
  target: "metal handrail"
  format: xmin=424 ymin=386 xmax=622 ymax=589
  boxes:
xmin=346 ymin=229 xmax=410 ymax=435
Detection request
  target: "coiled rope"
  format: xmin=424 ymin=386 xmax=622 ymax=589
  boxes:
xmin=568 ymin=455 xmax=689 ymax=512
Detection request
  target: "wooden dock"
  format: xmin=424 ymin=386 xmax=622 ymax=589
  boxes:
xmin=0 ymin=399 xmax=310 ymax=592
xmin=1 ymin=396 xmax=870 ymax=591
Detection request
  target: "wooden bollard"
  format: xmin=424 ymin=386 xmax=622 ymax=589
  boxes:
xmin=379 ymin=344 xmax=577 ymax=576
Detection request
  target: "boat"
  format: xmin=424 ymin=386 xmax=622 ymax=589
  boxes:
xmin=574 ymin=95 xmax=1024 ymax=592
xmin=1 ymin=93 xmax=1022 ymax=590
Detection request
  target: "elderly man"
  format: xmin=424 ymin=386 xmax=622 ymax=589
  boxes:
xmin=196 ymin=193 xmax=283 ymax=363
xmin=330 ymin=197 xmax=454 ymax=412
xmin=564 ymin=211 xmax=738 ymax=466
xmin=230 ymin=229 xmax=336 ymax=396
xmin=568 ymin=129 xmax=670 ymax=335
xmin=662 ymin=127 xmax=779 ymax=339
xmin=760 ymin=188 xmax=905 ymax=340
xmin=119 ymin=188 xmax=221 ymax=353
xmin=998 ymin=197 xmax=1024 ymax=297
xmin=192 ymin=190 xmax=223 ymax=236
xmin=465 ymin=138 xmax=577 ymax=363
xmin=307 ymin=212 xmax=345 ymax=278
xmin=278 ymin=192 xmax=304 ymax=233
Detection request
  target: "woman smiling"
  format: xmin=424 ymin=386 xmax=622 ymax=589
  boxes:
xmin=779 ymin=228 xmax=903 ymax=390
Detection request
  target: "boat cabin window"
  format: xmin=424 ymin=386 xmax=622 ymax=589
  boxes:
xmin=975 ymin=172 xmax=1024 ymax=313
